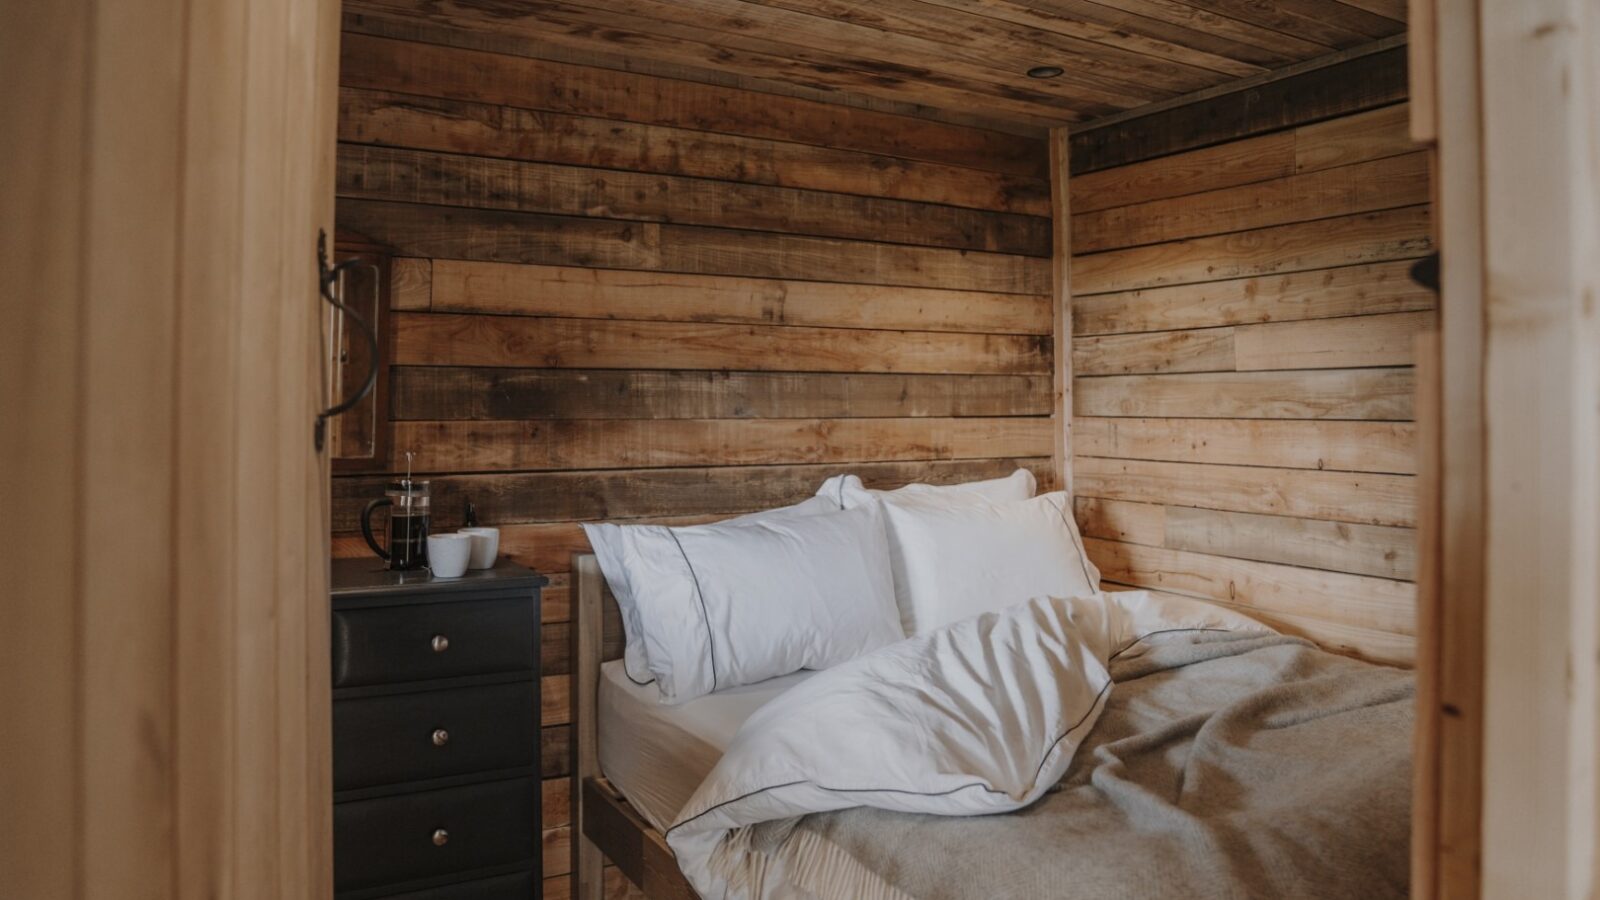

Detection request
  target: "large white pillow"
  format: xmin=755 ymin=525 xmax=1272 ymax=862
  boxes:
xmin=876 ymin=490 xmax=1101 ymax=636
xmin=584 ymin=491 xmax=847 ymax=685
xmin=823 ymin=468 xmax=1037 ymax=510
xmin=597 ymin=502 xmax=903 ymax=704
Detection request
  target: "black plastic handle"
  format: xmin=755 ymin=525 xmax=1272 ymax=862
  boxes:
xmin=360 ymin=496 xmax=392 ymax=561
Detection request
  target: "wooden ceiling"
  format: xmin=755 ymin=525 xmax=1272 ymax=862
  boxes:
xmin=343 ymin=0 xmax=1407 ymax=132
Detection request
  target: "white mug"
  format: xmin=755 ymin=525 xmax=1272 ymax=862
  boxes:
xmin=427 ymin=533 xmax=473 ymax=578
xmin=459 ymin=526 xmax=500 ymax=570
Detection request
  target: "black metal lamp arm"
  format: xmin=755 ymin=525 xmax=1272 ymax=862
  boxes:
xmin=315 ymin=229 xmax=380 ymax=452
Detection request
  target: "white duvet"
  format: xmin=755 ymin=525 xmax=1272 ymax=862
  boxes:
xmin=664 ymin=590 xmax=1272 ymax=899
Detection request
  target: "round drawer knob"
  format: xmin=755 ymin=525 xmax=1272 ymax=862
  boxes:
xmin=431 ymin=728 xmax=450 ymax=747
xmin=430 ymin=634 xmax=449 ymax=653
xmin=432 ymin=828 xmax=449 ymax=847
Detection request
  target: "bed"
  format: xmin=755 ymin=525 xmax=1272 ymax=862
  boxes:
xmin=569 ymin=552 xmax=1414 ymax=900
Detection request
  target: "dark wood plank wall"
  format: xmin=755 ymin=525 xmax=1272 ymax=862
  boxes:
xmin=1069 ymin=100 xmax=1432 ymax=666
xmin=330 ymin=31 xmax=1053 ymax=900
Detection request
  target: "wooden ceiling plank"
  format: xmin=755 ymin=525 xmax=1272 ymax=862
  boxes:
xmin=985 ymin=0 xmax=1334 ymax=62
xmin=552 ymin=0 xmax=1210 ymax=100
xmin=754 ymin=0 xmax=1267 ymax=79
xmin=1170 ymin=0 xmax=1400 ymax=48
xmin=350 ymin=0 xmax=1098 ymax=123
xmin=1330 ymin=0 xmax=1409 ymax=19
xmin=343 ymin=9 xmax=1047 ymax=136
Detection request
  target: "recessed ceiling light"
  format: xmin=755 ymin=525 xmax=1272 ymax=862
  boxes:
xmin=1026 ymin=65 xmax=1064 ymax=79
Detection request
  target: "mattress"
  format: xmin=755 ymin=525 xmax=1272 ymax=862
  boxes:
xmin=597 ymin=659 xmax=815 ymax=832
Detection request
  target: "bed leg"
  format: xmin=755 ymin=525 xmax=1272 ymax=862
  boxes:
xmin=573 ymin=553 xmax=606 ymax=900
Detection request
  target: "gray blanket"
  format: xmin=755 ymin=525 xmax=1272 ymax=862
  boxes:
xmin=780 ymin=633 xmax=1413 ymax=899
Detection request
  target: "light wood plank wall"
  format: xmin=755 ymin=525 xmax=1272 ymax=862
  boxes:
xmin=330 ymin=28 xmax=1053 ymax=900
xmin=1069 ymin=101 xmax=1433 ymax=667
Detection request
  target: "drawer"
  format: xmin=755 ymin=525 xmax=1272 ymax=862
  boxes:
xmin=334 ymin=777 xmax=537 ymax=893
xmin=334 ymin=682 xmax=537 ymax=792
xmin=370 ymin=870 xmax=536 ymax=900
xmin=334 ymin=597 xmax=535 ymax=688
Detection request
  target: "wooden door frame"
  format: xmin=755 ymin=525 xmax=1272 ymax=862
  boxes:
xmin=1 ymin=1 xmax=341 ymax=898
xmin=1410 ymin=0 xmax=1600 ymax=896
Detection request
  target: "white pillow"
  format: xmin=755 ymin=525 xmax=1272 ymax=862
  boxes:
xmin=584 ymin=491 xmax=847 ymax=685
xmin=876 ymin=490 xmax=1101 ymax=636
xmin=597 ymin=502 xmax=903 ymax=704
xmin=827 ymin=468 xmax=1037 ymax=509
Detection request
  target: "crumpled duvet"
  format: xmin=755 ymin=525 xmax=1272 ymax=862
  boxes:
xmin=665 ymin=590 xmax=1273 ymax=899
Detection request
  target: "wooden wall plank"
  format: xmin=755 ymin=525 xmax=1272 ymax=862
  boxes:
xmin=1070 ymin=103 xmax=1413 ymax=214
xmin=1073 ymin=260 xmax=1433 ymax=336
xmin=339 ymin=199 xmax=1050 ymax=293
xmin=1163 ymin=505 xmax=1417 ymax=581
xmin=392 ymin=417 xmax=1052 ymax=472
xmin=339 ymin=32 xmax=1048 ymax=176
xmin=1073 ymin=497 xmax=1168 ymax=546
xmin=1073 ymin=151 xmax=1430 ymax=252
xmin=1074 ymin=416 xmax=1417 ymax=473
xmin=1075 ymin=368 xmax=1415 ymax=420
xmin=658 ymin=221 xmax=1049 ymax=293
xmin=1074 ymin=456 xmax=1416 ymax=527
xmin=390 ymin=257 xmax=431 ymax=309
xmin=1072 ymin=204 xmax=1432 ymax=295
xmin=390 ymin=368 xmax=1053 ymax=421
xmin=1106 ymin=582 xmax=1415 ymax=665
xmin=1078 ymin=498 xmax=1416 ymax=581
xmin=1073 ymin=326 xmax=1237 ymax=375
xmin=392 ymin=312 xmax=1049 ymax=374
xmin=1087 ymin=537 xmax=1417 ymax=636
xmin=335 ymin=144 xmax=1051 ymax=254
xmin=338 ymin=87 xmax=1052 ymax=215
xmin=1232 ymin=309 xmax=1434 ymax=371
xmin=1075 ymin=309 xmax=1434 ymax=376
xmin=424 ymin=260 xmax=1052 ymax=335
xmin=332 ymin=458 xmax=1051 ymax=532
xmin=1293 ymin=102 xmax=1417 ymax=172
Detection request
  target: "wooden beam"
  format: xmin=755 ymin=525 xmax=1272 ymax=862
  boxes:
xmin=1069 ymin=44 xmax=1410 ymax=173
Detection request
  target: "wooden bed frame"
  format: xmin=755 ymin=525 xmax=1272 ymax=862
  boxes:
xmin=570 ymin=552 xmax=700 ymax=900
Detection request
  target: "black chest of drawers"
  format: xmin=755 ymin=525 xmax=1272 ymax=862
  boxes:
xmin=331 ymin=559 xmax=548 ymax=900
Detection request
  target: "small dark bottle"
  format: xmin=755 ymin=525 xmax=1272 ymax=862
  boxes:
xmin=463 ymin=500 xmax=479 ymax=528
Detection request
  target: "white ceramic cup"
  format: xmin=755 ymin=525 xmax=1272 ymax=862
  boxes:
xmin=427 ymin=533 xmax=473 ymax=578
xmin=459 ymin=526 xmax=500 ymax=570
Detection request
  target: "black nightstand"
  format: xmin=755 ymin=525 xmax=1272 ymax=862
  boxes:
xmin=331 ymin=558 xmax=548 ymax=899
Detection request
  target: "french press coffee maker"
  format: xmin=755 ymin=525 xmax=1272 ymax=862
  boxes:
xmin=360 ymin=452 xmax=431 ymax=570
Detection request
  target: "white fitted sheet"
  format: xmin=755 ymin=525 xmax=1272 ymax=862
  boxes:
xmin=597 ymin=659 xmax=815 ymax=833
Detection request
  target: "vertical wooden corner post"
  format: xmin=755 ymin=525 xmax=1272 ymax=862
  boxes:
xmin=1049 ymin=128 xmax=1073 ymax=496
xmin=1412 ymin=0 xmax=1600 ymax=896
